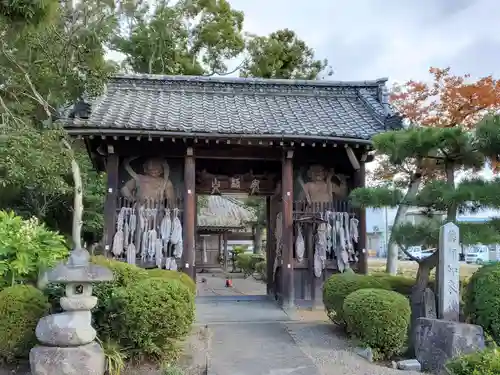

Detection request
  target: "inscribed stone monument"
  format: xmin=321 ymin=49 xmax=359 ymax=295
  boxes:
xmin=438 ymin=222 xmax=460 ymax=322
xmin=423 ymin=288 xmax=437 ymax=319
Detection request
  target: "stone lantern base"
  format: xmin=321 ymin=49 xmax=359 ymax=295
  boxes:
xmin=30 ymin=341 xmax=105 ymax=375
xmin=29 ymin=248 xmax=112 ymax=375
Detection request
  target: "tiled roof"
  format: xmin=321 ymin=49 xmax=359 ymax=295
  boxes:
xmin=198 ymin=196 xmax=255 ymax=228
xmin=65 ymin=74 xmax=403 ymax=141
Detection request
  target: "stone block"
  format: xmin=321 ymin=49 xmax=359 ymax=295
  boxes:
xmin=36 ymin=311 xmax=96 ymax=346
xmin=397 ymin=359 xmax=421 ymax=372
xmin=30 ymin=341 xmax=105 ymax=375
xmin=354 ymin=346 xmax=373 ymax=362
xmin=414 ymin=318 xmax=485 ymax=373
xmin=424 ymin=288 xmax=437 ymax=319
xmin=48 ymin=263 xmax=113 ymax=283
xmin=60 ymin=295 xmax=98 ymax=311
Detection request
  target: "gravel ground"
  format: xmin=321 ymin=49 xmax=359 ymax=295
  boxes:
xmin=285 ymin=322 xmax=422 ymax=375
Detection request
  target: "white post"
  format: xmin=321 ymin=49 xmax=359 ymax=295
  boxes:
xmin=438 ymin=222 xmax=460 ymax=321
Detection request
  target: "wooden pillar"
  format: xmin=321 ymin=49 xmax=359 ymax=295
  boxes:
xmin=266 ymin=196 xmax=272 ymax=295
xmin=305 ymin=223 xmax=316 ymax=307
xmin=182 ymin=147 xmax=196 ymax=279
xmin=355 ymin=160 xmax=368 ymax=274
xmin=103 ymin=151 xmax=119 ymax=256
xmin=281 ymin=150 xmax=294 ymax=309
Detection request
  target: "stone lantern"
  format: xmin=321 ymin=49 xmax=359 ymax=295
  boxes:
xmin=30 ymin=248 xmax=113 ymax=375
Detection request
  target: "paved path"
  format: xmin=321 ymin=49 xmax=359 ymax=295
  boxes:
xmin=197 ymin=297 xmax=421 ymax=375
xmin=197 ymin=272 xmax=266 ymax=297
xmin=198 ymin=298 xmax=319 ymax=375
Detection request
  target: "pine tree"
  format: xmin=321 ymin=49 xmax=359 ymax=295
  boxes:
xmin=350 ymin=114 xmax=500 ymax=346
xmin=381 ymin=68 xmax=500 ymax=275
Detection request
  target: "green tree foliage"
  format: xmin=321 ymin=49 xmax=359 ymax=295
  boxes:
xmin=349 ymin=115 xmax=500 ymax=348
xmin=0 ymin=211 xmax=68 ymax=286
xmin=0 ymin=0 xmax=328 ymax=244
xmin=112 ymin=0 xmax=245 ymax=75
xmin=240 ymin=28 xmax=330 ymax=79
xmin=244 ymin=196 xmax=266 ymax=254
xmin=0 ymin=1 xmax=116 ymax=240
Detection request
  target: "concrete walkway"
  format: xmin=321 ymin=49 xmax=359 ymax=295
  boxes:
xmin=197 ymin=272 xmax=266 ymax=297
xmin=197 ymin=295 xmax=421 ymax=375
xmin=197 ymin=297 xmax=319 ymax=375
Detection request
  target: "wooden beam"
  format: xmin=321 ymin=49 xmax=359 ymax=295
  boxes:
xmin=195 ymin=147 xmax=282 ymax=160
xmin=345 ymin=146 xmax=360 ymax=170
xmin=354 ymin=160 xmax=368 ymax=274
xmin=281 ymin=149 xmax=294 ymax=309
xmin=182 ymin=147 xmax=196 ymax=280
xmin=103 ymin=153 xmax=119 ymax=256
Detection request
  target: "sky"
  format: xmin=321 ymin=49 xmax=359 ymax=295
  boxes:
xmin=227 ymin=0 xmax=500 ymax=83
xmin=108 ymin=0 xmax=500 ymax=83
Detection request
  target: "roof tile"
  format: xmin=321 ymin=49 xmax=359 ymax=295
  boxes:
xmin=65 ymin=74 xmax=402 ymax=140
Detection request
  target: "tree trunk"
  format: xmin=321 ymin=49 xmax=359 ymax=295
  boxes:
xmin=253 ymin=226 xmax=262 ymax=254
xmin=408 ymin=251 xmax=438 ymax=354
xmin=386 ymin=175 xmax=422 ymax=275
xmin=63 ymin=140 xmax=83 ymax=250
xmin=445 ymin=162 xmax=456 ymax=221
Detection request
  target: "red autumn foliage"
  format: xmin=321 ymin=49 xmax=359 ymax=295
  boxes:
xmin=391 ymin=67 xmax=500 ymax=128
xmin=390 ymin=67 xmax=500 ymax=171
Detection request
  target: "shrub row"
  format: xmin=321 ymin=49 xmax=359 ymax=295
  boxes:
xmin=0 ymin=256 xmax=196 ymax=363
xmin=323 ymin=264 xmax=496 ymax=364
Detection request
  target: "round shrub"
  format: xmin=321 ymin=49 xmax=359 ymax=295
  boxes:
xmin=146 ymin=268 xmax=196 ymax=294
xmin=343 ymin=288 xmax=411 ymax=359
xmin=463 ymin=263 xmax=500 ymax=344
xmin=111 ymin=277 xmax=195 ymax=360
xmin=0 ymin=285 xmax=50 ymax=361
xmin=91 ymin=256 xmax=148 ymax=286
xmin=446 ymin=348 xmax=500 ymax=375
xmin=90 ymin=256 xmax=148 ymax=338
xmin=322 ymin=273 xmax=390 ymax=325
xmin=372 ymin=274 xmax=415 ymax=298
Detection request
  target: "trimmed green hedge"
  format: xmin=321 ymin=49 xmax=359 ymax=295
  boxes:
xmin=372 ymin=274 xmax=416 ymax=297
xmin=322 ymin=273 xmax=390 ymax=325
xmin=343 ymin=288 xmax=411 ymax=359
xmin=90 ymin=256 xmax=148 ymax=338
xmin=464 ymin=263 xmax=500 ymax=344
xmin=0 ymin=285 xmax=50 ymax=362
xmin=110 ymin=277 xmax=195 ymax=360
xmin=447 ymin=348 xmax=500 ymax=375
xmin=147 ymin=268 xmax=196 ymax=294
